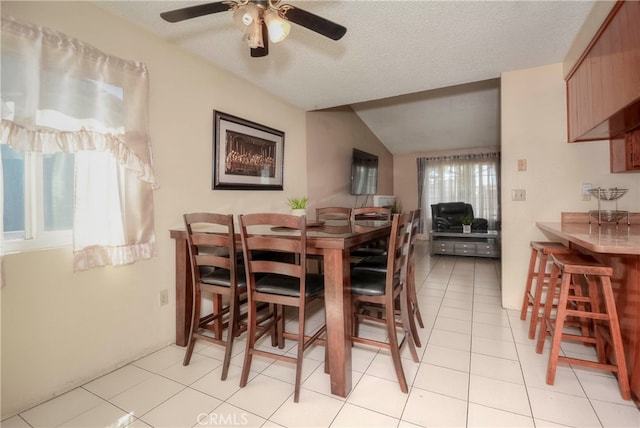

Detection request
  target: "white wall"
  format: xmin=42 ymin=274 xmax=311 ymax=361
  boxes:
xmin=500 ymin=63 xmax=640 ymax=310
xmin=1 ymin=1 xmax=307 ymax=418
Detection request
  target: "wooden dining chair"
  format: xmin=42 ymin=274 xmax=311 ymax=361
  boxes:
xmin=352 ymin=209 xmax=423 ymax=347
xmin=310 ymin=207 xmax=353 ymax=273
xmin=351 ymin=206 xmax=391 ymax=257
xmin=182 ymin=212 xmax=247 ymax=381
xmin=349 ymin=212 xmax=419 ymax=393
xmin=238 ymin=213 xmax=327 ymax=403
xmin=316 ymin=206 xmax=352 ymax=220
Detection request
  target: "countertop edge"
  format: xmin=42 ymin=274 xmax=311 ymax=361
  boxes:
xmin=536 ymin=222 xmax=640 ymax=255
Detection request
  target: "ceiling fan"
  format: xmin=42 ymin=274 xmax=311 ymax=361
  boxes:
xmin=160 ymin=0 xmax=347 ymax=58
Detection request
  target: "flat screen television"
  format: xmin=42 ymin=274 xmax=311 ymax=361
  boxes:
xmin=351 ymin=149 xmax=378 ymax=195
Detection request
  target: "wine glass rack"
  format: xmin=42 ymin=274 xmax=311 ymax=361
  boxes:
xmin=588 ymin=187 xmax=629 ymax=225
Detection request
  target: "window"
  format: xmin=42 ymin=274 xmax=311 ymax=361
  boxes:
xmin=1 ymin=17 xmax=157 ymax=271
xmin=418 ymin=152 xmax=501 ymax=232
xmin=2 ymin=145 xmax=74 ymax=251
xmin=1 ymin=72 xmax=123 ymax=252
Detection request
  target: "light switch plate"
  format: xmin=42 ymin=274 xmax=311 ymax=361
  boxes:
xmin=512 ymin=189 xmax=526 ymax=201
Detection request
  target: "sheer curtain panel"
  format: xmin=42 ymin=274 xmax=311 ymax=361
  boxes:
xmin=417 ymin=152 xmax=500 ymax=233
xmin=1 ymin=17 xmax=157 ymax=270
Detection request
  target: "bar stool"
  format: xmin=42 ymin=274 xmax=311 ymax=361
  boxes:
xmin=520 ymin=241 xmax=573 ymax=339
xmin=535 ymin=252 xmax=631 ymax=401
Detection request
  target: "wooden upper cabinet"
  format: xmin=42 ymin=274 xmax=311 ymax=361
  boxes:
xmin=566 ymin=0 xmax=640 ymax=143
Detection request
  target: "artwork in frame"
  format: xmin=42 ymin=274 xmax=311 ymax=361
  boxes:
xmin=212 ymin=111 xmax=284 ymax=190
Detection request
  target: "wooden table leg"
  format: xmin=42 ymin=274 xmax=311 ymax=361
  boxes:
xmin=323 ymin=247 xmax=352 ymax=397
xmin=174 ymin=237 xmax=192 ymax=347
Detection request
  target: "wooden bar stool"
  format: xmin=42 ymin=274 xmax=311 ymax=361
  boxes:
xmin=535 ymin=252 xmax=631 ymax=401
xmin=520 ymin=241 xmax=573 ymax=339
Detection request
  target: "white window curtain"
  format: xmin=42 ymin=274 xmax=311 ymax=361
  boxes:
xmin=417 ymin=152 xmax=500 ymax=233
xmin=1 ymin=17 xmax=157 ymax=270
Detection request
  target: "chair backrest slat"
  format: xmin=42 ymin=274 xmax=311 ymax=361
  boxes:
xmin=239 ymin=213 xmax=308 ymax=291
xmin=352 ymin=206 xmax=391 ymax=221
xmin=183 ymin=212 xmax=238 ymax=284
xmin=317 ymin=206 xmax=352 ymax=220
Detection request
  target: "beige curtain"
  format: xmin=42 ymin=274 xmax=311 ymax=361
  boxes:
xmin=418 ymin=152 xmax=501 ymax=232
xmin=1 ymin=16 xmax=157 ymax=270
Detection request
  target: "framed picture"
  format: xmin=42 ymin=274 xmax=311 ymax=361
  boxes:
xmin=212 ymin=111 xmax=284 ymax=190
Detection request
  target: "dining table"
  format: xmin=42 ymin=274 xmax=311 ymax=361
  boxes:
xmin=169 ymin=218 xmax=392 ymax=398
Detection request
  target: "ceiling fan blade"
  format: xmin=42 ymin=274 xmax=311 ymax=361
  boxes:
xmin=281 ymin=5 xmax=347 ymax=41
xmin=251 ymin=23 xmax=269 ymax=57
xmin=160 ymin=1 xmax=233 ymax=23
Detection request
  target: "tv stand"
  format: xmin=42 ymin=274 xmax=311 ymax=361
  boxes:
xmin=430 ymin=230 xmax=500 ymax=258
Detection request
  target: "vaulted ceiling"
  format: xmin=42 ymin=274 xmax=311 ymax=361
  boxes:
xmin=95 ymin=0 xmax=598 ymax=154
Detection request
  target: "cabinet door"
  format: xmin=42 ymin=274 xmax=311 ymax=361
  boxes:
xmin=610 ymin=129 xmax=640 ymax=172
xmin=629 ymin=131 xmax=640 ymax=168
xmin=621 ymin=0 xmax=640 ymax=104
xmin=567 ymin=1 xmax=640 ymax=142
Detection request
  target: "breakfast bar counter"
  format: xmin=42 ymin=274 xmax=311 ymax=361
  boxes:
xmin=536 ymin=220 xmax=640 ymax=407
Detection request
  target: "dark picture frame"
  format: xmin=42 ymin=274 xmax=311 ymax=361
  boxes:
xmin=212 ymin=111 xmax=284 ymax=190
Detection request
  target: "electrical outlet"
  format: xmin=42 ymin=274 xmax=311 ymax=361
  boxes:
xmin=159 ymin=289 xmax=169 ymax=306
xmin=511 ymin=189 xmax=526 ymax=201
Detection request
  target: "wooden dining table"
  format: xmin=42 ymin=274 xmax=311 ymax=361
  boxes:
xmin=169 ymin=218 xmax=391 ymax=398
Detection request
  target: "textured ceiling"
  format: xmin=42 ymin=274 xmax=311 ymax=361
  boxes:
xmin=95 ymin=0 xmax=598 ymax=154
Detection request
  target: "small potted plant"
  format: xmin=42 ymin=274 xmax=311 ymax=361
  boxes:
xmin=461 ymin=214 xmax=473 ymax=233
xmin=287 ymin=196 xmax=308 ymax=216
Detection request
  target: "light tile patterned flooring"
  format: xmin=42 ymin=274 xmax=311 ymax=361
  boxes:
xmin=4 ymin=241 xmax=640 ymax=427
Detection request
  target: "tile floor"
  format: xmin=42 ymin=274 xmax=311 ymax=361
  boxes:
xmin=3 ymin=241 xmax=640 ymax=428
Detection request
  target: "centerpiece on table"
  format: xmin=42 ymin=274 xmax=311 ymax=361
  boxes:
xmin=287 ymin=197 xmax=308 ymax=216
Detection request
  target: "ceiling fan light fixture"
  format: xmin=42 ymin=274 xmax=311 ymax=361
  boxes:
xmin=243 ymin=21 xmax=264 ymax=48
xmin=233 ymin=3 xmax=264 ymax=48
xmin=264 ymin=9 xmax=290 ymax=43
xmin=232 ymin=3 xmax=259 ymax=29
xmin=160 ymin=0 xmax=347 ymax=57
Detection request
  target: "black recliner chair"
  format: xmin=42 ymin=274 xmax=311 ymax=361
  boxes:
xmin=430 ymin=202 xmax=488 ymax=232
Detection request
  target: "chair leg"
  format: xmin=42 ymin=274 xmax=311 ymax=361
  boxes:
xmin=183 ymin=289 xmax=201 ymax=366
xmin=406 ymin=271 xmax=422 ymax=347
xmin=399 ymin=287 xmax=419 ymax=362
xmin=352 ymin=301 xmax=360 ymax=339
xmin=600 ymin=275 xmax=631 ymax=400
xmin=268 ymin=303 xmax=278 ymax=347
xmin=408 ymin=263 xmax=425 ymax=328
xmin=212 ymin=294 xmax=223 ymax=339
xmin=324 ymin=340 xmax=330 ymax=374
xmin=385 ymin=302 xmax=408 ymax=393
xmin=293 ymin=304 xmax=306 ymax=403
xmin=220 ymin=294 xmax=239 ymax=381
xmin=277 ymin=305 xmax=285 ymax=349
xmin=528 ymin=252 xmax=549 ymax=339
xmin=521 ymin=247 xmax=538 ymax=320
xmin=546 ymin=271 xmax=571 ymax=385
xmin=536 ymin=264 xmax=560 ymax=354
xmin=240 ymin=298 xmax=257 ymax=388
